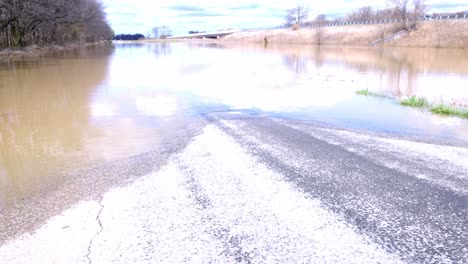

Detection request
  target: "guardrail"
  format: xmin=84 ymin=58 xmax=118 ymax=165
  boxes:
xmin=273 ymin=14 xmax=468 ymax=29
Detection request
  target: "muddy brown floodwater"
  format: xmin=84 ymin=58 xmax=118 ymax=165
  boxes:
xmin=1 ymin=42 xmax=468 ymax=210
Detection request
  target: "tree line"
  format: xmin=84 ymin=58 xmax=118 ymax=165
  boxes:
xmin=113 ymin=34 xmax=145 ymax=41
xmin=0 ymin=0 xmax=114 ymax=48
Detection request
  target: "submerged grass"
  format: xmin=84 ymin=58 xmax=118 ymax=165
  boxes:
xmin=400 ymin=96 xmax=428 ymax=108
xmin=430 ymin=104 xmax=468 ymax=118
xmin=356 ymin=91 xmax=468 ymax=119
xmin=356 ymin=89 xmax=386 ymax=97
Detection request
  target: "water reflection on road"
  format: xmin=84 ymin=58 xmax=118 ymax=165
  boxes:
xmin=1 ymin=42 xmax=468 ymax=205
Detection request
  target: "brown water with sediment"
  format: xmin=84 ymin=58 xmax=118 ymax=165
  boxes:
xmin=1 ymin=43 xmax=468 ymax=207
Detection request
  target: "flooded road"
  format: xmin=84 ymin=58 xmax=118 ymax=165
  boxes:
xmin=1 ymin=43 xmax=468 ymax=263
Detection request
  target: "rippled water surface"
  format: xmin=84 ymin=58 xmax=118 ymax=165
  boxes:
xmin=1 ymin=42 xmax=468 ymax=203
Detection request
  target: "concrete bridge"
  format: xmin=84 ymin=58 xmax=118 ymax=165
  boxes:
xmin=167 ymin=29 xmax=239 ymax=39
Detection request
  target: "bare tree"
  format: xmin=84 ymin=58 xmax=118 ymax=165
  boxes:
xmin=390 ymin=0 xmax=427 ymax=29
xmin=315 ymin=14 xmax=327 ymax=24
xmin=0 ymin=0 xmax=113 ymax=48
xmin=159 ymin=26 xmax=172 ymax=38
xmin=149 ymin=26 xmax=172 ymax=39
xmin=392 ymin=0 xmax=410 ymax=20
xmin=409 ymin=0 xmax=428 ymax=29
xmin=285 ymin=5 xmax=309 ymax=26
xmin=314 ymin=15 xmax=327 ymax=45
xmin=374 ymin=7 xmax=397 ymax=21
xmin=347 ymin=6 xmax=375 ymax=22
xmin=375 ymin=1 xmax=397 ymax=46
xmin=152 ymin=27 xmax=160 ymax=38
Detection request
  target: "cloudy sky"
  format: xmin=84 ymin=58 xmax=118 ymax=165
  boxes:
xmin=102 ymin=0 xmax=468 ymax=35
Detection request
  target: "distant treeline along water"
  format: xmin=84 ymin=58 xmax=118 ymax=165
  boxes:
xmin=113 ymin=34 xmax=145 ymax=41
xmin=0 ymin=0 xmax=114 ymax=48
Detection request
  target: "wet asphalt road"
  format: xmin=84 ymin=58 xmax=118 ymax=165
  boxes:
xmin=1 ymin=113 xmax=467 ymax=263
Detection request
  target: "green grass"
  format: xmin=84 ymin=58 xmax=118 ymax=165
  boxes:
xmin=400 ymin=96 xmax=428 ymax=108
xmin=356 ymin=89 xmax=386 ymax=97
xmin=356 ymin=91 xmax=468 ymax=119
xmin=430 ymin=104 xmax=468 ymax=118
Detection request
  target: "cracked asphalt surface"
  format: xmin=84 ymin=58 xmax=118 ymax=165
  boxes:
xmin=0 ymin=113 xmax=467 ymax=263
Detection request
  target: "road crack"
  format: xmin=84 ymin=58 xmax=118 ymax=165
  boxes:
xmin=86 ymin=198 xmax=105 ymax=264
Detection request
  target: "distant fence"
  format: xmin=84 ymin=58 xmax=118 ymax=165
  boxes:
xmin=273 ymin=14 xmax=468 ymax=29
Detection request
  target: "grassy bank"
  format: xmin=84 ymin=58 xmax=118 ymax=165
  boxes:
xmin=222 ymin=20 xmax=468 ymax=49
xmin=356 ymin=92 xmax=468 ymax=119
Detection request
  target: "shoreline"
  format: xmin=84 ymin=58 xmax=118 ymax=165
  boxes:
xmin=0 ymin=41 xmax=112 ymax=59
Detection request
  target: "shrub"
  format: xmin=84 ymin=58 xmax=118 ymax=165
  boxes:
xmin=400 ymin=96 xmax=428 ymax=107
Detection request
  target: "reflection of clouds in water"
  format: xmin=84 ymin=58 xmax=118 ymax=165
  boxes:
xmin=83 ymin=118 xmax=158 ymax=161
xmin=91 ymin=103 xmax=115 ymax=117
xmin=100 ymin=43 xmax=468 ymax=140
xmin=135 ymin=95 xmax=177 ymax=117
xmin=88 ymin=87 xmax=182 ymax=164
xmin=415 ymin=74 xmax=468 ymax=106
xmin=427 ymin=114 xmax=464 ymax=127
xmin=159 ymin=50 xmax=356 ymax=111
xmin=399 ymin=108 xmax=468 ymax=139
xmin=187 ymin=80 xmax=355 ymax=111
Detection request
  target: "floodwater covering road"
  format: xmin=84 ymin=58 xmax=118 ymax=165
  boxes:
xmin=1 ymin=43 xmax=468 ymax=263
